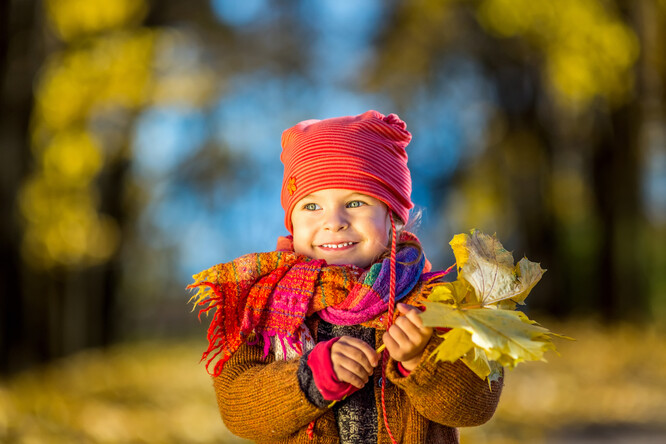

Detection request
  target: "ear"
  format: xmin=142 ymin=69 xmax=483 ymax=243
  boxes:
xmin=392 ymin=212 xmax=405 ymax=231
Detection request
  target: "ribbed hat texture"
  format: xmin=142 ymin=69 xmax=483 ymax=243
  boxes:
xmin=280 ymin=110 xmax=413 ymax=232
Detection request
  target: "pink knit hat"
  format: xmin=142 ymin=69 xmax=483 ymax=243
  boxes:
xmin=280 ymin=110 xmax=413 ymax=233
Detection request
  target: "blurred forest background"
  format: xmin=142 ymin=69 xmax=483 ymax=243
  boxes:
xmin=1 ymin=0 xmax=666 ymax=443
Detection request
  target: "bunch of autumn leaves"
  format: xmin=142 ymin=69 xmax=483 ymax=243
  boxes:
xmin=419 ymin=230 xmax=570 ymax=382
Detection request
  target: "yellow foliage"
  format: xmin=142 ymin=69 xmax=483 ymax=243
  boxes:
xmin=42 ymin=130 xmax=103 ymax=185
xmin=24 ymin=6 xmax=156 ymax=269
xmin=20 ymin=176 xmax=89 ymax=223
xmin=35 ymin=31 xmax=155 ymax=131
xmin=476 ymin=0 xmax=549 ymax=37
xmin=101 ymin=32 xmax=156 ymax=107
xmin=476 ymin=0 xmax=639 ymax=108
xmin=19 ymin=179 xmax=120 ymax=268
xmin=45 ymin=0 xmax=148 ymax=42
xmin=25 ymin=3 xmax=215 ymax=270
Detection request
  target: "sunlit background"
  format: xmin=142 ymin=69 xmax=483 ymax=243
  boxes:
xmin=1 ymin=0 xmax=665 ymax=442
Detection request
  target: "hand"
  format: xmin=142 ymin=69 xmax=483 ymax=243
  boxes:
xmin=330 ymin=336 xmax=380 ymax=389
xmin=382 ymin=303 xmax=433 ymax=371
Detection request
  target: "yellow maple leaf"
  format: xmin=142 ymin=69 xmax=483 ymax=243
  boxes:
xmin=463 ymin=347 xmax=503 ymax=385
xmin=421 ymin=230 xmax=571 ymax=381
xmin=427 ymin=279 xmax=477 ymax=305
xmin=451 ymin=230 xmax=545 ymax=306
xmin=432 ymin=328 xmax=475 ymax=363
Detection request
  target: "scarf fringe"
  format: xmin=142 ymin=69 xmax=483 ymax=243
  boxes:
xmin=187 ymin=270 xmax=237 ymax=376
xmin=189 ymin=270 xmax=310 ymax=374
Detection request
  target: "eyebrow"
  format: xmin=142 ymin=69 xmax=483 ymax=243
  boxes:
xmin=302 ymin=191 xmax=369 ymax=199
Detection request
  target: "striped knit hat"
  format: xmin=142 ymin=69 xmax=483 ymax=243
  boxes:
xmin=280 ymin=110 xmax=413 ymax=233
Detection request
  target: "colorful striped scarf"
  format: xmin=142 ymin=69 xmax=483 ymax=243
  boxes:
xmin=188 ymin=233 xmax=442 ymax=377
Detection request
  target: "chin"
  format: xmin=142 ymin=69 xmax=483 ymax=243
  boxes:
xmin=339 ymin=259 xmax=372 ymax=269
xmin=324 ymin=257 xmax=363 ymax=268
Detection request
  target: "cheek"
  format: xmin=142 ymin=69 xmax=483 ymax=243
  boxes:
xmin=290 ymin=222 xmax=313 ymax=254
xmin=368 ymin=216 xmax=392 ymax=247
xmin=378 ymin=222 xmax=390 ymax=244
xmin=291 ymin=228 xmax=305 ymax=249
xmin=293 ymin=240 xmax=307 ymax=255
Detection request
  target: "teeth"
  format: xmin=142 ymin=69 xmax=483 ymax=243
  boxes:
xmin=322 ymin=242 xmax=354 ymax=249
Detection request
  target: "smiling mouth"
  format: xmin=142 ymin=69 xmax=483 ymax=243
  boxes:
xmin=318 ymin=241 xmax=357 ymax=249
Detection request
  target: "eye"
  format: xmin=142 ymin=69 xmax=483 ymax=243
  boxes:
xmin=347 ymin=200 xmax=366 ymax=208
xmin=303 ymin=202 xmax=321 ymax=211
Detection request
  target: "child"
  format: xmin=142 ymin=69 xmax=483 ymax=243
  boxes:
xmin=189 ymin=110 xmax=502 ymax=443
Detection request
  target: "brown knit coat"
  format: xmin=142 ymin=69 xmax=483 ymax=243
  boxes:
xmin=212 ymin=320 xmax=503 ymax=444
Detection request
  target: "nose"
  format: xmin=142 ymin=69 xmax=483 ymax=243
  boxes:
xmin=323 ymin=208 xmax=348 ymax=231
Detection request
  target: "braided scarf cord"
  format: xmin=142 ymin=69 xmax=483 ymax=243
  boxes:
xmin=381 ymin=212 xmax=399 ymax=444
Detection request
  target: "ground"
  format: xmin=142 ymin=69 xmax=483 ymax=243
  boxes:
xmin=2 ymin=318 xmax=665 ymax=443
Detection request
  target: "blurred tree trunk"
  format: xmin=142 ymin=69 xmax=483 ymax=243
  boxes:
xmin=0 ymin=0 xmax=46 ymax=374
xmin=491 ymin=61 xmax=563 ymax=317
xmin=592 ymin=105 xmax=644 ymax=320
xmin=591 ymin=0 xmax=650 ymax=320
xmin=0 ymin=0 xmax=118 ymax=374
xmin=0 ymin=0 xmax=135 ymax=374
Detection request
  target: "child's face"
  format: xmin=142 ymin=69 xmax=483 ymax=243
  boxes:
xmin=290 ymin=189 xmax=391 ymax=268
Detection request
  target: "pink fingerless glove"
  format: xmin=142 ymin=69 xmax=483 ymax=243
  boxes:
xmin=307 ymin=338 xmax=359 ymax=402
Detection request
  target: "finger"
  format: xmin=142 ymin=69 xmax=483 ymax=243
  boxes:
xmin=337 ymin=337 xmax=380 ymax=367
xmin=397 ymin=302 xmax=419 ymax=315
xmin=381 ymin=331 xmax=399 ymax=355
xmin=331 ymin=350 xmax=374 ymax=387
xmin=394 ymin=315 xmax=422 ymax=338
xmin=399 ymin=304 xmax=434 ymax=338
xmin=332 ymin=348 xmax=373 ymax=376
xmin=331 ymin=353 xmax=373 ymax=377
xmin=397 ymin=303 xmax=427 ymax=329
xmin=387 ymin=322 xmax=412 ymax=347
xmin=395 ymin=316 xmax=433 ymax=346
xmin=334 ymin=365 xmax=369 ymax=388
xmin=332 ymin=339 xmax=377 ymax=373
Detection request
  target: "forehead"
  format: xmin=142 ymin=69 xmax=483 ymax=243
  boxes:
xmin=298 ymin=188 xmax=384 ymax=204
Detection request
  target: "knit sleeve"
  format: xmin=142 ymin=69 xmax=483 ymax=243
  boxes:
xmin=385 ymin=335 xmax=503 ymax=428
xmin=212 ymin=335 xmax=328 ymax=441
